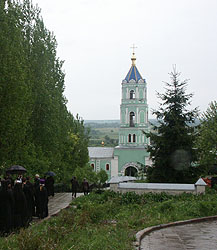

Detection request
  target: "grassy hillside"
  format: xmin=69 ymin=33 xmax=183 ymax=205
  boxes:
xmin=85 ymin=121 xmax=119 ymax=147
xmin=1 ymin=189 xmax=217 ymax=250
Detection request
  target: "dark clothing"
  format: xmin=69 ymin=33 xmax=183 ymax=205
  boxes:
xmin=35 ymin=185 xmax=48 ymax=219
xmin=26 ymin=180 xmax=35 ymax=217
xmin=46 ymin=176 xmax=55 ymax=196
xmin=34 ymin=177 xmax=40 ymax=189
xmin=82 ymin=180 xmax=89 ymax=195
xmin=23 ymin=183 xmax=34 ymax=222
xmin=5 ymin=176 xmax=14 ymax=187
xmin=13 ymin=184 xmax=28 ymax=229
xmin=33 ymin=178 xmax=40 ymax=216
xmin=0 ymin=182 xmax=14 ymax=234
xmin=71 ymin=178 xmax=79 ymax=198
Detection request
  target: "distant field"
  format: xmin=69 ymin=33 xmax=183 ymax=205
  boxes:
xmin=86 ymin=122 xmax=119 ymax=146
xmin=85 ymin=119 xmax=199 ymax=147
xmin=95 ymin=127 xmax=119 ymax=139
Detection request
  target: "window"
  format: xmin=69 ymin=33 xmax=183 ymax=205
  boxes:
xmin=130 ymin=112 xmax=135 ymax=127
xmin=128 ymin=134 xmax=131 ymax=142
xmin=91 ymin=163 xmax=94 ymax=169
xmin=133 ymin=134 xmax=136 ymax=142
xmin=106 ymin=164 xmax=110 ymax=171
xmin=130 ymin=90 xmax=135 ymax=99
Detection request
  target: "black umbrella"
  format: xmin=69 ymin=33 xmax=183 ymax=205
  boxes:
xmin=6 ymin=165 xmax=27 ymax=175
xmin=45 ymin=171 xmax=56 ymax=176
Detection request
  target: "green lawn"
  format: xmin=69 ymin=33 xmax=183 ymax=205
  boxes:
xmin=1 ymin=189 xmax=217 ymax=250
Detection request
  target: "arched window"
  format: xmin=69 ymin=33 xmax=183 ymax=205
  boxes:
xmin=130 ymin=90 xmax=135 ymax=99
xmin=106 ymin=164 xmax=110 ymax=171
xmin=128 ymin=134 xmax=131 ymax=142
xmin=91 ymin=163 xmax=94 ymax=170
xmin=130 ymin=112 xmax=135 ymax=127
xmin=133 ymin=134 xmax=136 ymax=142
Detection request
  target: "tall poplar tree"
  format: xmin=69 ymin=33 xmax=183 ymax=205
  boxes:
xmin=0 ymin=0 xmax=32 ymax=165
xmin=147 ymin=68 xmax=199 ymax=183
xmin=0 ymin=0 xmax=89 ymax=179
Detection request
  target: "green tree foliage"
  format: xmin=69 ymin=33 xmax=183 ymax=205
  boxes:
xmin=73 ymin=165 xmax=98 ymax=185
xmin=195 ymin=101 xmax=217 ymax=168
xmin=97 ymin=169 xmax=108 ymax=186
xmin=0 ymin=0 xmax=32 ymax=165
xmin=146 ymin=68 xmax=199 ymax=183
xmin=73 ymin=167 xmax=108 ymax=188
xmin=0 ymin=0 xmax=89 ymax=180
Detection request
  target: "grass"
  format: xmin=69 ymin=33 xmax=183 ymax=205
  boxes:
xmin=1 ymin=188 xmax=217 ymax=250
xmin=95 ymin=127 xmax=119 ymax=139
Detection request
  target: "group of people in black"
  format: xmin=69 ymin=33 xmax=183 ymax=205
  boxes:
xmin=0 ymin=173 xmax=54 ymax=235
xmin=71 ymin=177 xmax=89 ymax=198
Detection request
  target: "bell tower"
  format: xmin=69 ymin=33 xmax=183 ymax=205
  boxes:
xmin=118 ymin=52 xmax=149 ymax=147
xmin=88 ymin=50 xmax=151 ymax=180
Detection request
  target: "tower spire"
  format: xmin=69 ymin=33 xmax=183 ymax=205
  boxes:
xmin=130 ymin=44 xmax=137 ymax=66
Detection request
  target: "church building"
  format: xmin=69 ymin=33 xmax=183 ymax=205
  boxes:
xmin=88 ymin=52 xmax=150 ymax=180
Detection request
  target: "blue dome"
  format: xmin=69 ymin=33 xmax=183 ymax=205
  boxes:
xmin=125 ymin=65 xmax=143 ymax=82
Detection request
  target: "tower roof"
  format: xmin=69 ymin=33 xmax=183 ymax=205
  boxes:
xmin=124 ymin=52 xmax=143 ymax=82
xmin=125 ymin=65 xmax=143 ymax=82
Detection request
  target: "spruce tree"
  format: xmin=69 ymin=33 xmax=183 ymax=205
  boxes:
xmin=147 ymin=67 xmax=199 ymax=183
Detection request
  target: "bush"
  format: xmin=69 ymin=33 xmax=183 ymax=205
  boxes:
xmin=121 ymin=192 xmax=142 ymax=205
xmin=142 ymin=192 xmax=172 ymax=203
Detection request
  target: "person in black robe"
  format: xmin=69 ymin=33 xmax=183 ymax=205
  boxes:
xmin=23 ymin=177 xmax=34 ymax=223
xmin=0 ymin=180 xmax=14 ymax=235
xmin=34 ymin=174 xmax=40 ymax=187
xmin=7 ymin=180 xmax=15 ymax=229
xmin=71 ymin=176 xmax=79 ymax=198
xmin=35 ymin=179 xmax=48 ymax=219
xmin=46 ymin=176 xmax=55 ymax=197
xmin=33 ymin=174 xmax=40 ymax=217
xmin=82 ymin=178 xmax=89 ymax=195
xmin=26 ymin=177 xmax=35 ymax=218
xmin=13 ymin=182 xmax=28 ymax=229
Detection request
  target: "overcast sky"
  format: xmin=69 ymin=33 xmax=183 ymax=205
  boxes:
xmin=32 ymin=0 xmax=217 ymax=120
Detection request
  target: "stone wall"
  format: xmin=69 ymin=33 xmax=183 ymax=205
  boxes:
xmin=110 ymin=178 xmax=207 ymax=195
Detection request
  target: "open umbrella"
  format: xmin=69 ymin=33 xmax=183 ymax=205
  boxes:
xmin=6 ymin=165 xmax=27 ymax=175
xmin=45 ymin=171 xmax=56 ymax=176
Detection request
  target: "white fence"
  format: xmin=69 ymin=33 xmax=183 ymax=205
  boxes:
xmin=109 ymin=178 xmax=207 ymax=195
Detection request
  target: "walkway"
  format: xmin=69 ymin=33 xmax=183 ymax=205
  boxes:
xmin=48 ymin=193 xmax=83 ymax=216
xmin=31 ymin=192 xmax=83 ymax=222
xmin=140 ymin=220 xmax=217 ymax=250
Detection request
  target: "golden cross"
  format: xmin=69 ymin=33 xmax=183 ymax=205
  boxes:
xmin=130 ymin=44 xmax=137 ymax=54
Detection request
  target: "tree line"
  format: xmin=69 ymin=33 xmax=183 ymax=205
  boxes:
xmin=0 ymin=0 xmax=89 ymax=181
